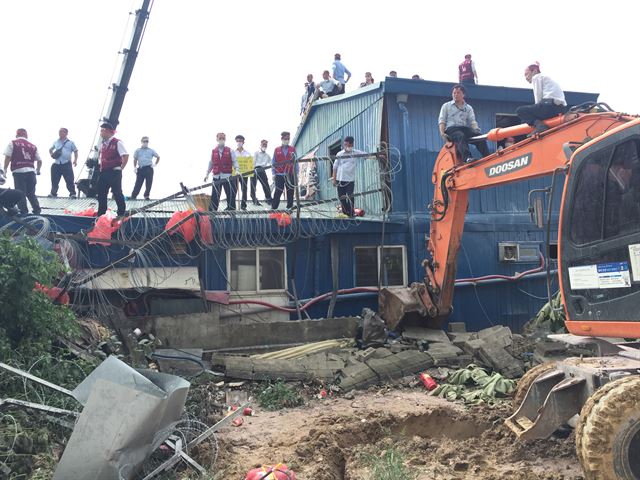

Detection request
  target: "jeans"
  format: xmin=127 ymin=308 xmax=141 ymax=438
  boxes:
xmin=445 ymin=126 xmax=490 ymax=162
xmin=131 ymin=165 xmax=154 ymax=199
xmin=252 ymin=166 xmax=272 ymax=201
xmin=13 ymin=171 xmax=40 ymax=214
xmin=51 ymin=162 xmax=76 ymax=196
xmin=210 ymin=176 xmax=236 ymax=211
xmin=337 ymin=180 xmax=355 ymax=216
xmin=97 ymin=169 xmax=126 ymax=216
xmin=516 ymin=102 xmax=567 ymax=125
xmin=271 ymin=174 xmax=295 ymax=209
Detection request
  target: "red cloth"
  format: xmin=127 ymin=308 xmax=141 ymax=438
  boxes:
xmin=268 ymin=212 xmax=292 ymax=227
xmin=34 ymin=282 xmax=70 ymax=305
xmin=87 ymin=213 xmax=124 ymax=245
xmin=165 ymin=209 xmax=214 ymax=245
xmin=245 ymin=464 xmax=296 ymax=480
xmin=64 ymin=207 xmax=97 ymax=216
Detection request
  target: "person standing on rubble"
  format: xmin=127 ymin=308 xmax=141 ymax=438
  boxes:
xmin=96 ymin=122 xmax=129 ymax=217
xmin=48 ymin=127 xmax=78 ymax=199
xmin=332 ymin=136 xmax=363 ymax=217
xmin=3 ymin=128 xmax=42 ymax=215
xmin=252 ymin=139 xmax=272 ymax=206
xmin=516 ymin=62 xmax=567 ymax=135
xmin=130 ymin=136 xmax=160 ymax=200
xmin=271 ymin=131 xmax=296 ymax=210
xmin=205 ymin=132 xmax=239 ymax=211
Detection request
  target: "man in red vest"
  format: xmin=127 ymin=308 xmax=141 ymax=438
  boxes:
xmin=271 ymin=131 xmax=297 ymax=210
xmin=3 ymin=128 xmax=42 ymax=215
xmin=97 ymin=122 xmax=129 ymax=216
xmin=204 ymin=132 xmax=240 ymax=211
xmin=458 ymin=54 xmax=478 ymax=85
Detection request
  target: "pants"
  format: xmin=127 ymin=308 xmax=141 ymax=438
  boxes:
xmin=272 ymin=174 xmax=295 ymax=209
xmin=252 ymin=166 xmax=272 ymax=201
xmin=461 ymin=78 xmax=475 ymax=85
xmin=0 ymin=188 xmax=25 ymax=211
xmin=337 ymin=181 xmax=355 ymax=217
xmin=238 ymin=174 xmax=256 ymax=208
xmin=131 ymin=165 xmax=154 ymax=199
xmin=51 ymin=162 xmax=76 ymax=196
xmin=210 ymin=176 xmax=236 ymax=211
xmin=516 ymin=102 xmax=567 ymax=125
xmin=13 ymin=171 xmax=40 ymax=214
xmin=97 ymin=169 xmax=126 ymax=216
xmin=445 ymin=126 xmax=490 ymax=162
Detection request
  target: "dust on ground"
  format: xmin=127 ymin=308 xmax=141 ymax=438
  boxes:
xmin=215 ymin=388 xmax=581 ymax=480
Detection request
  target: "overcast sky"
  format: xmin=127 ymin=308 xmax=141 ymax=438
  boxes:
xmin=1 ymin=0 xmax=638 ymax=198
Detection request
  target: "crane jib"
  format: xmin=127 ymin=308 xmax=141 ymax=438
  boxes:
xmin=485 ymin=153 xmax=532 ymax=178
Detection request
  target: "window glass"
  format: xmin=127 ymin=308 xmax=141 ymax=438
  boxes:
xmin=259 ymin=249 xmax=285 ymax=290
xmin=230 ymin=250 xmax=256 ymax=291
xmin=570 ymin=149 xmax=609 ymax=244
xmin=603 ymin=140 xmax=640 ymax=239
xmin=381 ymin=247 xmax=404 ymax=286
xmin=355 ymin=247 xmax=378 ymax=286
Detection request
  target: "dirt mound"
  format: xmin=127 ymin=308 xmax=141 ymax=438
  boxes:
xmin=215 ymin=390 xmax=583 ymax=479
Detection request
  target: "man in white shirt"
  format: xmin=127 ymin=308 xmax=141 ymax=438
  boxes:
xmin=332 ymin=136 xmax=363 ymax=217
xmin=516 ymin=62 xmax=567 ymax=134
xmin=252 ymin=139 xmax=272 ymax=205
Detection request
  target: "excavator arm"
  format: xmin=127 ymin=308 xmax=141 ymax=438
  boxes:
xmin=421 ymin=110 xmax=637 ymax=325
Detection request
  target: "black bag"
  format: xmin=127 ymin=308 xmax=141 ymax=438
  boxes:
xmin=50 ymin=139 xmax=68 ymax=160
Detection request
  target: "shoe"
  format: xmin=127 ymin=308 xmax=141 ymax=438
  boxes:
xmin=144 ymin=196 xmax=150 ymax=200
xmin=129 ymin=196 xmax=137 ymax=200
xmin=32 ymin=210 xmax=42 ymax=215
xmin=69 ymin=194 xmax=77 ymax=199
xmin=528 ymin=120 xmax=550 ymax=137
xmin=6 ymin=207 xmax=19 ymax=216
xmin=253 ymin=200 xmax=261 ymax=206
xmin=241 ymin=203 xmax=247 ymax=210
xmin=48 ymin=193 xmax=57 ymax=198
xmin=224 ymin=206 xmax=235 ymax=211
xmin=465 ymin=157 xmax=475 ymax=164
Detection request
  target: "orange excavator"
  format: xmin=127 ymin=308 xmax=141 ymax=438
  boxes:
xmin=385 ymin=103 xmax=640 ymax=479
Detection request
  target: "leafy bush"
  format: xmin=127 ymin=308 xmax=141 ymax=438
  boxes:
xmin=0 ymin=234 xmax=78 ymax=356
xmin=256 ymin=379 xmax=304 ymax=410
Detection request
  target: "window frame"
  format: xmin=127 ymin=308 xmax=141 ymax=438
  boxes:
xmin=353 ymin=245 xmax=407 ymax=287
xmin=227 ymin=247 xmax=287 ymax=293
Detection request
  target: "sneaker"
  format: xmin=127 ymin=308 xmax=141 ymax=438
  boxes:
xmin=144 ymin=196 xmax=150 ymax=200
xmin=253 ymin=200 xmax=261 ymax=206
xmin=69 ymin=194 xmax=77 ymax=199
xmin=129 ymin=196 xmax=137 ymax=200
xmin=47 ymin=193 xmax=57 ymax=198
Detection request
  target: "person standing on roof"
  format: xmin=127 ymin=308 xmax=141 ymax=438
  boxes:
xmin=332 ymin=136 xmax=363 ymax=218
xmin=97 ymin=122 xmax=128 ymax=217
xmin=458 ymin=54 xmax=478 ymax=85
xmin=516 ymin=62 xmax=567 ymax=135
xmin=253 ymin=139 xmax=272 ymax=206
xmin=3 ymin=128 xmax=42 ymax=215
xmin=332 ymin=53 xmax=351 ymax=94
xmin=438 ymin=85 xmax=490 ymax=163
xmin=130 ymin=136 xmax=160 ymax=200
xmin=48 ymin=127 xmax=78 ymax=199
xmin=205 ymin=132 xmax=239 ymax=211
xmin=234 ymin=135 xmax=255 ymax=210
xmin=271 ymin=131 xmax=296 ymax=210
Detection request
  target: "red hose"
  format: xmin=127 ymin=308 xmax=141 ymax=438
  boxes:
xmin=455 ymin=253 xmax=545 ymax=283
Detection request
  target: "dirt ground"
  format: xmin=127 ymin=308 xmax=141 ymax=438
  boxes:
xmin=214 ymin=388 xmax=583 ymax=480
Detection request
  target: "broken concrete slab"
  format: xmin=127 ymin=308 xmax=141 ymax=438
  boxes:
xmin=448 ymin=332 xmax=478 ymax=346
xmin=477 ymin=325 xmax=513 ymax=348
xmin=252 ymin=359 xmax=309 ymax=381
xmin=338 ymin=362 xmax=379 ymax=391
xmin=402 ymin=326 xmax=451 ymax=344
xmin=426 ymin=343 xmax=465 ymax=367
xmin=476 ymin=342 xmax=524 ymax=379
xmin=459 ymin=338 xmax=487 ymax=358
xmin=447 ymin=322 xmax=466 ymax=333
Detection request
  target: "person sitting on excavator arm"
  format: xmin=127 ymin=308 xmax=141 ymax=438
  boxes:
xmin=516 ymin=62 xmax=567 ymax=135
xmin=438 ymin=84 xmax=490 ymax=163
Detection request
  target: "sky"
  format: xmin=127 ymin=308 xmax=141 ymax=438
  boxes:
xmin=1 ymin=0 xmax=639 ymax=199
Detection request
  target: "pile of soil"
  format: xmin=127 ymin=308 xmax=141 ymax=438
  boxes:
xmin=214 ymin=389 xmax=582 ymax=479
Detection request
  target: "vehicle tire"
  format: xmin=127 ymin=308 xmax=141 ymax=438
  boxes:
xmin=576 ymin=375 xmax=640 ymax=480
xmin=512 ymin=362 xmax=557 ymax=412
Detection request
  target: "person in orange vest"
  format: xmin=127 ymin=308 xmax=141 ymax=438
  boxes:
xmin=271 ymin=131 xmax=297 ymax=210
xmin=204 ymin=132 xmax=240 ymax=211
xmin=97 ymin=122 xmax=129 ymax=216
xmin=3 ymin=128 xmax=42 ymax=215
xmin=458 ymin=54 xmax=478 ymax=85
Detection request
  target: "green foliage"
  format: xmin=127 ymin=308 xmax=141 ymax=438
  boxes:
xmin=366 ymin=448 xmax=415 ymax=480
xmin=528 ymin=292 xmax=567 ymax=333
xmin=0 ymin=234 xmax=78 ymax=354
xmin=256 ymin=378 xmax=304 ymax=411
xmin=432 ymin=364 xmax=516 ymax=404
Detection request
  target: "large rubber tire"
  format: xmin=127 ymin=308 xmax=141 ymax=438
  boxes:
xmin=576 ymin=375 xmax=640 ymax=480
xmin=512 ymin=362 xmax=557 ymax=412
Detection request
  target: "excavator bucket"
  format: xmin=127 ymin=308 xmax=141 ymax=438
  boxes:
xmin=378 ymin=283 xmax=440 ymax=330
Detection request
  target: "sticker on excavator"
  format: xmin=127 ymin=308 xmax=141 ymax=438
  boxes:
xmin=628 ymin=244 xmax=640 ymax=281
xmin=568 ymin=261 xmax=631 ymax=290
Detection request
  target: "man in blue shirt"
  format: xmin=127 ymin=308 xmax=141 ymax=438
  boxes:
xmin=130 ymin=136 xmax=160 ymax=200
xmin=48 ymin=127 xmax=78 ymax=198
xmin=332 ymin=53 xmax=351 ymax=94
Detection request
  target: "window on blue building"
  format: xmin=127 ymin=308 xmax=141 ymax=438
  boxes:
xmin=229 ymin=248 xmax=286 ymax=292
xmin=354 ymin=246 xmax=406 ymax=287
